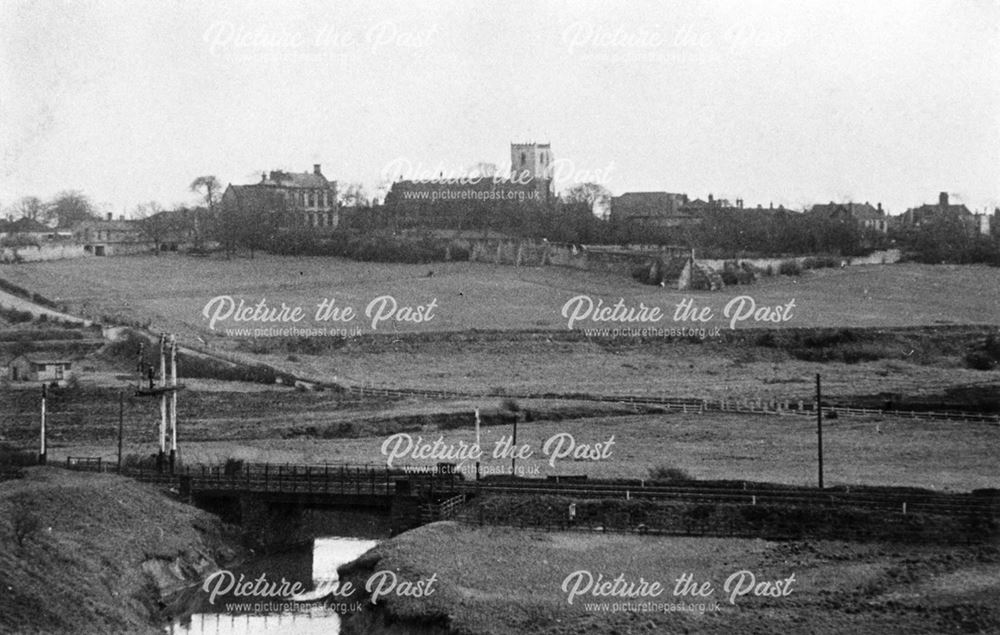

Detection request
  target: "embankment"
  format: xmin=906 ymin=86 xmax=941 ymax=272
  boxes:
xmin=0 ymin=467 xmax=241 ymax=634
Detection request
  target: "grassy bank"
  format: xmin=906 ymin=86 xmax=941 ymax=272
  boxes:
xmin=339 ymin=522 xmax=1000 ymax=634
xmin=0 ymin=468 xmax=240 ymax=634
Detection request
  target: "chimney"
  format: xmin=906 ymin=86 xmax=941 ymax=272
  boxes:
xmin=939 ymin=191 xmax=948 ymax=208
xmin=106 ymin=212 xmax=112 ymax=221
xmin=314 ymin=164 xmax=322 ymax=176
xmin=708 ymin=193 xmax=714 ymax=204
xmin=261 ymin=172 xmax=267 ymax=182
xmin=877 ymin=202 xmax=883 ymax=213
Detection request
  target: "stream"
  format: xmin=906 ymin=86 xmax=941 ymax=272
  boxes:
xmin=166 ymin=536 xmax=378 ymax=634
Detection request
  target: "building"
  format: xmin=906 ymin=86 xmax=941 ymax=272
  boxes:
xmin=72 ymin=214 xmax=147 ymax=256
xmin=900 ymin=192 xmax=986 ymax=235
xmin=383 ymin=143 xmax=555 ymax=229
xmin=808 ymin=201 xmax=888 ymax=233
xmin=610 ymin=192 xmax=699 ymax=234
xmin=220 ymin=165 xmax=339 ymax=232
xmin=0 ymin=217 xmax=54 ymax=242
xmin=6 ymin=354 xmax=73 ymax=384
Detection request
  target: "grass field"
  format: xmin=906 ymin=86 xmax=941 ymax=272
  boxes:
xmin=3 ymin=255 xmax=999 ymax=341
xmin=42 ymin=405 xmax=1000 ymax=491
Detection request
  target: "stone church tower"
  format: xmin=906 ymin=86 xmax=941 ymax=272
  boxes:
xmin=510 ymin=142 xmax=554 ymax=181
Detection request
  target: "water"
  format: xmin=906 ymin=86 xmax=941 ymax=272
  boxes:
xmin=167 ymin=537 xmax=378 ymax=634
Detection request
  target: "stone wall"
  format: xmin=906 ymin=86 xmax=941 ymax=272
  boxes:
xmin=0 ymin=243 xmax=87 ymax=263
xmin=468 ymin=239 xmax=693 ymax=280
xmin=699 ymin=248 xmax=901 ymax=271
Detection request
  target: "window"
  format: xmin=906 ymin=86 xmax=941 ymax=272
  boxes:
xmin=521 ymin=152 xmax=526 ymax=166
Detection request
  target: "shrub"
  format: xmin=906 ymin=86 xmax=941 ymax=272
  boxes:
xmin=778 ymin=260 xmax=802 ymax=276
xmin=120 ymin=453 xmax=159 ymax=471
xmin=500 ymin=397 xmax=521 ymax=413
xmin=0 ymin=443 xmax=37 ymax=467
xmin=965 ymin=350 xmax=997 ymax=371
xmin=648 ymin=465 xmax=692 ymax=481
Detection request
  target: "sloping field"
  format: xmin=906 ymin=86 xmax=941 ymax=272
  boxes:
xmin=2 ymin=256 xmax=999 ymax=341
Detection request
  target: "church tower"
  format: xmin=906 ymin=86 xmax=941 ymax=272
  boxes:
xmin=510 ymin=142 xmax=554 ymax=181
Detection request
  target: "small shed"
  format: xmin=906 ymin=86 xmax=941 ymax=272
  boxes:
xmin=7 ymin=354 xmax=73 ymax=383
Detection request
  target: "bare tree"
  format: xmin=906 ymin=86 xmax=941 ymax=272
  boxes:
xmin=560 ymin=183 xmax=611 ymax=210
xmin=339 ymin=182 xmax=368 ymax=208
xmin=46 ymin=191 xmax=97 ymax=228
xmin=11 ymin=196 xmax=47 ymax=221
xmin=189 ymin=176 xmax=222 ymax=211
xmin=134 ymin=201 xmax=170 ymax=253
xmin=190 ymin=176 xmax=222 ymax=248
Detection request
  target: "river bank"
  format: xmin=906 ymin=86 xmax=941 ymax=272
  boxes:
xmin=338 ymin=521 xmax=1000 ymax=634
xmin=0 ymin=467 xmax=242 ymax=634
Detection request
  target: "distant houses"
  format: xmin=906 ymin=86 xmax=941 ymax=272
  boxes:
xmin=900 ymin=192 xmax=990 ymax=236
xmin=807 ymin=201 xmax=889 ymax=233
xmin=220 ymin=165 xmax=340 ymax=233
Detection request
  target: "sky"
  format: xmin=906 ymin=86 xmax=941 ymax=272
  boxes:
xmin=2 ymin=0 xmax=998 ymax=217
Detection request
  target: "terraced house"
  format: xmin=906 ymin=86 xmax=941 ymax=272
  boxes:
xmin=221 ymin=164 xmax=339 ymax=233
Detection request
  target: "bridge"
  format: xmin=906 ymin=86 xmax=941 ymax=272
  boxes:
xmin=63 ymin=458 xmax=999 ymax=531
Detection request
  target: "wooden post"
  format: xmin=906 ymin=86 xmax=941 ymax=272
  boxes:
xmin=117 ymin=390 xmax=124 ymax=473
xmin=816 ymin=373 xmax=824 ymax=489
xmin=39 ymin=384 xmax=47 ymax=465
xmin=511 ymin=418 xmax=518 ymax=477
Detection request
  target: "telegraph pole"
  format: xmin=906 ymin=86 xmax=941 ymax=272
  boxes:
xmin=169 ymin=335 xmax=178 ymax=474
xmin=816 ymin=373 xmax=824 ymax=489
xmin=39 ymin=383 xmax=47 ymax=465
xmin=158 ymin=333 xmax=167 ymax=471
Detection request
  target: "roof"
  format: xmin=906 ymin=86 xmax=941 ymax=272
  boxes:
xmin=905 ymin=203 xmax=972 ymax=217
xmin=613 ymin=192 xmax=686 ymax=205
xmin=225 ymin=184 xmax=287 ymax=208
xmin=260 ymin=169 xmax=331 ymax=189
xmin=9 ymin=217 xmax=51 ymax=233
xmin=809 ymin=202 xmax=884 ymax=221
xmin=9 ymin=353 xmax=73 ymax=365
xmin=73 ymin=219 xmax=138 ymax=231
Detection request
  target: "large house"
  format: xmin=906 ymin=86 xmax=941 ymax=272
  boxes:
xmin=900 ymin=192 xmax=989 ymax=236
xmin=72 ymin=214 xmax=147 ymax=256
xmin=808 ymin=201 xmax=888 ymax=233
xmin=221 ymin=165 xmax=339 ymax=232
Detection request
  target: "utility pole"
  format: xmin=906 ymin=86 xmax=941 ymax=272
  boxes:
xmin=117 ymin=390 xmax=124 ymax=474
xmin=816 ymin=373 xmax=824 ymax=489
xmin=39 ymin=383 xmax=47 ymax=465
xmin=169 ymin=335 xmax=177 ymax=474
